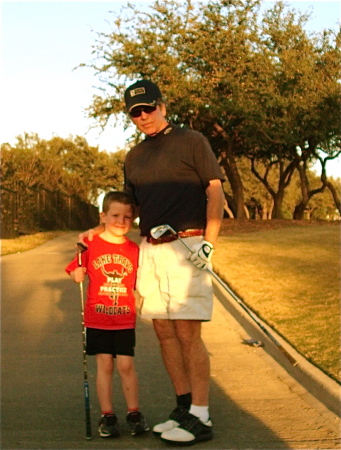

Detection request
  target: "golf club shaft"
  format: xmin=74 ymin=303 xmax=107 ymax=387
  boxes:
xmin=77 ymin=244 xmax=92 ymax=440
xmin=173 ymin=231 xmax=297 ymax=366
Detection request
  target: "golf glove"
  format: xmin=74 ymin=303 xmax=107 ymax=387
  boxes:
xmin=188 ymin=240 xmax=214 ymax=270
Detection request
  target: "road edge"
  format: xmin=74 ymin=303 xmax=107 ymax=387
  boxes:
xmin=212 ymin=277 xmax=341 ymax=422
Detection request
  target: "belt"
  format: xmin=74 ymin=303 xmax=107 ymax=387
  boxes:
xmin=146 ymin=229 xmax=204 ymax=245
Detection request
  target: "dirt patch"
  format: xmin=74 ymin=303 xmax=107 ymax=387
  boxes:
xmin=219 ymin=219 xmax=340 ymax=236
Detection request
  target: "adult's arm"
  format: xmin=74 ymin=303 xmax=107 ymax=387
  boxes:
xmin=204 ymin=179 xmax=225 ymax=246
xmin=78 ymin=224 xmax=104 ymax=244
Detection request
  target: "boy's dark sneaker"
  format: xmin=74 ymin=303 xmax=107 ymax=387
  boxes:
xmin=126 ymin=411 xmax=150 ymax=435
xmin=160 ymin=411 xmax=213 ymax=445
xmin=98 ymin=413 xmax=120 ymax=438
xmin=153 ymin=405 xmax=189 ymax=434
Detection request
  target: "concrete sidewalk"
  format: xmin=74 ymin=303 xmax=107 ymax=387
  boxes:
xmin=1 ymin=232 xmax=340 ymax=449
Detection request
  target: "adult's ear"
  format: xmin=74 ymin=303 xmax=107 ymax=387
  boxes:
xmin=160 ymin=102 xmax=167 ymax=117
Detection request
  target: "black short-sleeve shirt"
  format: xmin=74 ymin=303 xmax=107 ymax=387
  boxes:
xmin=124 ymin=124 xmax=224 ymax=236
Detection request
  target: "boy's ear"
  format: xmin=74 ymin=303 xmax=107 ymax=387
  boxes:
xmin=99 ymin=211 xmax=106 ymax=224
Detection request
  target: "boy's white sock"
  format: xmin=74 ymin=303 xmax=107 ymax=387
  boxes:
xmin=189 ymin=405 xmax=209 ymax=423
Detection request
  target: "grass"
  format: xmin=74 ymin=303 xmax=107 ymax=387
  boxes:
xmin=1 ymin=223 xmax=340 ymax=382
xmin=213 ymin=222 xmax=340 ymax=382
xmin=0 ymin=231 xmax=68 ymax=255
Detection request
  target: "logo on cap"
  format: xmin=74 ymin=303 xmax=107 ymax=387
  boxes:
xmin=130 ymin=87 xmax=146 ymax=97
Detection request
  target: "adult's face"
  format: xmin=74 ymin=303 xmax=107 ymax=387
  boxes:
xmin=130 ymin=103 xmax=168 ymax=136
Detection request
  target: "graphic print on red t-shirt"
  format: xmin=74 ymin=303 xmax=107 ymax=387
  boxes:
xmin=65 ymin=235 xmax=139 ymax=330
xmin=93 ymin=252 xmax=133 ymax=313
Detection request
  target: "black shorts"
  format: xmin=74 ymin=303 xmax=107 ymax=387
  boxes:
xmin=86 ymin=328 xmax=136 ymax=357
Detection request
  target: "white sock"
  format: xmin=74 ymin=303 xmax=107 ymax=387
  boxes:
xmin=189 ymin=405 xmax=209 ymax=423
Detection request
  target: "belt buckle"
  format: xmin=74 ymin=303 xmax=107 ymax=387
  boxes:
xmin=157 ymin=235 xmax=177 ymax=244
xmin=147 ymin=233 xmax=178 ymax=245
xmin=147 ymin=228 xmax=203 ymax=244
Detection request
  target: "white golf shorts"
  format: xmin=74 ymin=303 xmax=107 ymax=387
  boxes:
xmin=136 ymin=236 xmax=213 ymax=320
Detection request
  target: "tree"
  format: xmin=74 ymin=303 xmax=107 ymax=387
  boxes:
xmin=234 ymin=157 xmax=275 ymax=219
xmin=290 ymin=169 xmax=340 ymax=220
xmin=84 ymin=0 xmax=263 ymax=218
xmin=83 ymin=0 xmax=340 ymax=219
xmin=317 ymin=154 xmax=341 ymax=215
xmin=293 ymin=160 xmax=326 ymax=219
xmin=241 ymin=3 xmax=341 ymax=218
xmin=1 ymin=134 xmax=126 ymax=202
xmin=1 ymin=133 xmax=60 ymax=190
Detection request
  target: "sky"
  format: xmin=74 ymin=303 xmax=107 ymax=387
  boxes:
xmin=1 ymin=0 xmax=340 ymax=177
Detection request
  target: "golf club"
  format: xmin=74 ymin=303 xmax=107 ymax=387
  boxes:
xmin=76 ymin=242 xmax=92 ymax=440
xmin=150 ymin=224 xmax=298 ymax=366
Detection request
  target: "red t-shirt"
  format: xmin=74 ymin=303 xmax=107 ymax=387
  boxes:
xmin=65 ymin=235 xmax=139 ymax=330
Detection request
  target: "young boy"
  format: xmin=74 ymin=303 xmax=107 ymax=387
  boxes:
xmin=66 ymin=191 xmax=149 ymax=438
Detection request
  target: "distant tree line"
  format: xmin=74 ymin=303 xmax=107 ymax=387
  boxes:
xmin=0 ymin=134 xmax=127 ymax=237
xmin=1 ymin=183 xmax=100 ymax=238
xmin=1 ymin=131 xmax=339 ymax=222
xmin=81 ymin=0 xmax=340 ymax=220
xmin=1 ymin=133 xmax=126 ymax=204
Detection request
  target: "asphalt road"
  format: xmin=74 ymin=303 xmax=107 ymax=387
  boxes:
xmin=1 ymin=232 xmax=340 ymax=449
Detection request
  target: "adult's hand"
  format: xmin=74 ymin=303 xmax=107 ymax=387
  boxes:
xmin=78 ymin=224 xmax=104 ymax=245
xmin=187 ymin=240 xmax=214 ymax=270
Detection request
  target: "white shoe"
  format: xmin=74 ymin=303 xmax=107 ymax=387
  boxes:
xmin=153 ymin=405 xmax=188 ymax=435
xmin=161 ymin=412 xmax=213 ymax=444
xmin=153 ymin=418 xmax=180 ymax=434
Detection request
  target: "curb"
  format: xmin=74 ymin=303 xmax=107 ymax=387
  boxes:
xmin=212 ymin=276 xmax=341 ymax=420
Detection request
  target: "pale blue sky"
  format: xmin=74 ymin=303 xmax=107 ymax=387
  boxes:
xmin=0 ymin=0 xmax=340 ymax=175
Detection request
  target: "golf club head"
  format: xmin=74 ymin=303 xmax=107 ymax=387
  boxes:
xmin=150 ymin=224 xmax=177 ymax=239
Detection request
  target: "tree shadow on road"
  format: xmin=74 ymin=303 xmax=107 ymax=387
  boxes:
xmin=1 ymin=233 xmax=289 ymax=449
xmin=2 ymin=279 xmax=289 ymax=449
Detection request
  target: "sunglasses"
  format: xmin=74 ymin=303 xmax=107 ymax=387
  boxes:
xmin=129 ymin=105 xmax=157 ymax=118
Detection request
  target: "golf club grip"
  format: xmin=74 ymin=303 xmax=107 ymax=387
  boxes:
xmin=276 ymin=345 xmax=298 ymax=366
xmin=84 ymin=380 xmax=92 ymax=439
xmin=209 ymin=269 xmax=298 ymax=366
xmin=238 ymin=303 xmax=298 ymax=365
xmin=252 ymin=318 xmax=298 ymax=366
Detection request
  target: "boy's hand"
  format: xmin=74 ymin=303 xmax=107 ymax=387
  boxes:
xmin=78 ymin=224 xmax=105 ymax=244
xmin=71 ymin=267 xmax=87 ymax=283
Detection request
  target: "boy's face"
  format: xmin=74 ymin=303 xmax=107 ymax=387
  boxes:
xmin=100 ymin=202 xmax=133 ymax=238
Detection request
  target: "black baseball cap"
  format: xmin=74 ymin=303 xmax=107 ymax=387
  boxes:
xmin=124 ymin=80 xmax=162 ymax=112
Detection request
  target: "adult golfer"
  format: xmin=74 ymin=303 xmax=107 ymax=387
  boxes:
xmin=124 ymin=79 xmax=225 ymax=445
